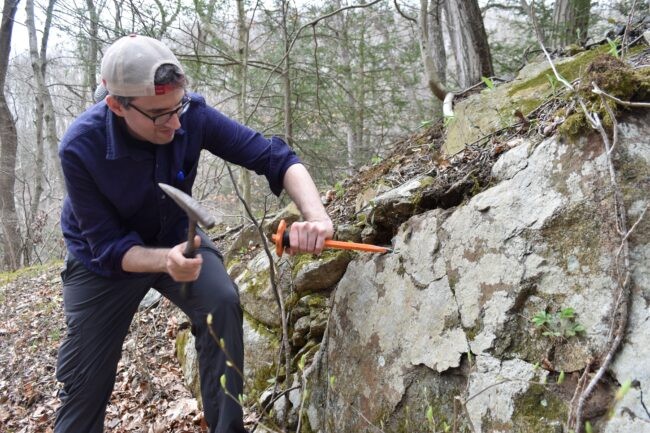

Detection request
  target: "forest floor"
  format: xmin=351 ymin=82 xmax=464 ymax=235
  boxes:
xmin=0 ymin=262 xmax=226 ymax=433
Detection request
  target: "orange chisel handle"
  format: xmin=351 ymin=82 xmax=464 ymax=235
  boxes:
xmin=272 ymin=219 xmax=392 ymax=256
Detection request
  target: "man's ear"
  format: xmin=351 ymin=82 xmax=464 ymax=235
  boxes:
xmin=106 ymin=95 xmax=126 ymax=117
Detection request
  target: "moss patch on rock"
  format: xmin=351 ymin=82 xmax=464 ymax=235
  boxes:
xmin=558 ymin=53 xmax=650 ymax=138
xmin=539 ymin=203 xmax=605 ymax=273
xmin=511 ymin=384 xmax=567 ymax=433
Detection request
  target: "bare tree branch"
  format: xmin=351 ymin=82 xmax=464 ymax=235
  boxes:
xmin=592 ymin=83 xmax=650 ymax=109
xmin=246 ymin=0 xmax=382 ymax=124
xmin=621 ymin=0 xmax=638 ymax=59
xmin=393 ymin=0 xmax=416 ymax=23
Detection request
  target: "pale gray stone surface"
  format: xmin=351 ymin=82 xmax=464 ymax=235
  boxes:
xmin=304 ymin=112 xmax=649 ymax=432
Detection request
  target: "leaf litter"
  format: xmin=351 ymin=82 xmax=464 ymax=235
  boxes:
xmin=0 ymin=263 xmax=211 ymax=432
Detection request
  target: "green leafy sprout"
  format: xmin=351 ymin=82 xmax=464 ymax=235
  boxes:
xmin=532 ymin=307 xmax=586 ymax=339
xmin=481 ymin=76 xmax=496 ymax=90
xmin=606 ymin=37 xmax=620 ymax=58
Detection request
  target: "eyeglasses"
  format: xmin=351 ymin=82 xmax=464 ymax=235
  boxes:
xmin=129 ymin=96 xmax=190 ymax=126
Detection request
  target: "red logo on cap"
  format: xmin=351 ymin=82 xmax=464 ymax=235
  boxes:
xmin=154 ymin=83 xmax=176 ymax=95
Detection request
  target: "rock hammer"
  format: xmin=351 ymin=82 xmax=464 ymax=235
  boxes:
xmin=159 ymin=183 xmax=216 ymax=298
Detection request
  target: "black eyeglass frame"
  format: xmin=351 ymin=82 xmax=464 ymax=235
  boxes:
xmin=128 ymin=95 xmax=191 ymax=126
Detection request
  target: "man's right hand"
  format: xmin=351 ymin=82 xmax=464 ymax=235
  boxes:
xmin=166 ymin=235 xmax=203 ymax=282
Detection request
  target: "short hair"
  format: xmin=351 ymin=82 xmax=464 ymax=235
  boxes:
xmin=112 ymin=64 xmax=186 ymax=108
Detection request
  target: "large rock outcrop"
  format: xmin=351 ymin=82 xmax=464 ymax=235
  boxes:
xmin=304 ymin=111 xmax=649 ymax=433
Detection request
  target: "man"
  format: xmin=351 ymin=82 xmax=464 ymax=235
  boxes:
xmin=55 ymin=34 xmax=333 ymax=433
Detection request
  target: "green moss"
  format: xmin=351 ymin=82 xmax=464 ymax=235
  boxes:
xmin=512 ymin=384 xmax=567 ymax=433
xmin=557 ymin=112 xmax=587 ymax=138
xmin=306 ymin=294 xmax=329 ymax=309
xmin=175 ymin=328 xmax=190 ymax=361
xmin=517 ymin=97 xmax=546 ymax=116
xmin=291 ymin=249 xmax=350 ymax=280
xmin=0 ymin=260 xmax=63 ymax=287
xmin=244 ymin=310 xmax=281 ymax=342
xmin=556 ymin=54 xmax=650 ymax=139
xmin=247 ymin=362 xmax=279 ymax=405
xmin=464 ymin=324 xmax=480 ymax=341
xmin=285 ymin=291 xmax=302 ymax=311
xmin=243 ymin=268 xmax=270 ymax=298
xmin=291 ymin=253 xmax=316 ymax=278
xmin=419 ymin=176 xmax=435 ymax=188
xmin=411 ymin=190 xmax=424 ymax=208
xmin=225 ymin=255 xmax=241 ymax=271
xmin=292 ymin=340 xmax=320 ymax=370
xmin=508 ymin=45 xmax=610 ymax=97
xmin=540 ymin=203 xmax=603 ymax=272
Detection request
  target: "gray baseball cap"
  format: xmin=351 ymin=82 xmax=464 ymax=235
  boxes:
xmin=101 ymin=34 xmax=184 ymax=97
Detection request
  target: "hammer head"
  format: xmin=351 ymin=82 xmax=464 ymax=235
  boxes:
xmin=158 ymin=183 xmax=216 ymax=229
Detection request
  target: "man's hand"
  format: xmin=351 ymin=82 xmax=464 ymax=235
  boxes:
xmin=286 ymin=218 xmax=334 ymax=255
xmin=166 ymin=235 xmax=203 ymax=282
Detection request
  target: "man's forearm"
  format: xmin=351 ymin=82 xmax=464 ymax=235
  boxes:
xmin=122 ymin=245 xmax=169 ymax=274
xmin=282 ymin=163 xmax=329 ymax=221
xmin=122 ymin=237 xmax=203 ymax=281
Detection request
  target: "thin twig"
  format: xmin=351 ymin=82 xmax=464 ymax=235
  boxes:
xmin=225 ymin=164 xmax=292 ymax=432
xmin=621 ymin=0 xmax=638 ymax=59
xmin=529 ymin=2 xmax=573 ymax=89
xmin=592 ymin=83 xmax=650 ymax=109
xmin=616 ymin=205 xmax=648 ymax=260
xmin=393 ymin=0 xmax=416 ymax=23
xmin=567 ymin=362 xmax=592 ymax=426
xmin=597 ymin=91 xmax=620 ymax=156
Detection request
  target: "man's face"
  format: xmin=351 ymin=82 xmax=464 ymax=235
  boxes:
xmin=107 ymin=88 xmax=186 ymax=145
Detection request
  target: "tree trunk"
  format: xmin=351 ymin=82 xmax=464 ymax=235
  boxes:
xmin=25 ymin=0 xmax=44 ymax=265
xmin=444 ymin=0 xmax=493 ymax=88
xmin=336 ymin=1 xmax=361 ymax=174
xmin=417 ymin=0 xmax=448 ymax=101
xmin=0 ymin=0 xmax=22 ymax=270
xmin=236 ymin=0 xmax=251 ymax=220
xmin=85 ymin=0 xmax=98 ymax=96
xmin=551 ymin=0 xmax=591 ymax=48
xmin=281 ymin=0 xmax=293 ymax=147
xmin=426 ymin=0 xmax=446 ymax=116
xmin=25 ymin=0 xmax=59 ymax=264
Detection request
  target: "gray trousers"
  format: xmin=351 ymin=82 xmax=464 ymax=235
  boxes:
xmin=54 ymin=233 xmax=247 ymax=433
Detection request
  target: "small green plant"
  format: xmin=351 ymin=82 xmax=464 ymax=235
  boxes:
xmin=298 ymin=353 xmax=307 ymax=371
xmin=481 ymin=76 xmax=496 ymax=90
xmin=546 ymin=73 xmax=558 ymax=95
xmin=532 ymin=307 xmax=586 ymax=339
xmin=615 ymin=379 xmax=632 ymax=401
xmin=609 ymin=378 xmax=634 ymax=418
xmin=334 ymin=181 xmax=344 ymax=198
xmin=426 ymin=405 xmax=434 ymax=430
xmin=420 ymin=119 xmax=433 ymax=128
xmin=606 ymin=37 xmax=620 ymax=58
xmin=370 ymin=155 xmax=382 ymax=165
xmin=443 ymin=115 xmax=455 ymax=128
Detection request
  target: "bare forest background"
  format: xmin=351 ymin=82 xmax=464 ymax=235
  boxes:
xmin=0 ymin=0 xmax=646 ymax=271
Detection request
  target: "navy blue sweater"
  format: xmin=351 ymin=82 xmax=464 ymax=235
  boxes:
xmin=59 ymin=93 xmax=299 ymax=278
